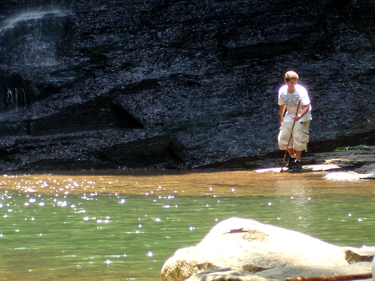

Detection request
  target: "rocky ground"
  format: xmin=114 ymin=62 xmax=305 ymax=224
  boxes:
xmin=304 ymin=145 xmax=375 ymax=179
xmin=304 ymin=145 xmax=375 ymax=173
xmin=252 ymin=145 xmax=375 ymax=180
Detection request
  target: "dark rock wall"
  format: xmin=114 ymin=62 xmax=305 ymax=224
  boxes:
xmin=0 ymin=0 xmax=375 ymax=171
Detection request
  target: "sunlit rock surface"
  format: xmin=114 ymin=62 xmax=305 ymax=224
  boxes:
xmin=160 ymin=217 xmax=349 ymax=281
xmin=1 ymin=0 xmax=375 ymax=172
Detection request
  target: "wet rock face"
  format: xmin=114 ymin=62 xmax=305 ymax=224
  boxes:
xmin=0 ymin=0 xmax=375 ymax=172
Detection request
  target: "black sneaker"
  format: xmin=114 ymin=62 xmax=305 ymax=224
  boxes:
xmin=286 ymin=157 xmax=294 ymax=170
xmin=292 ymin=160 xmax=302 ymax=173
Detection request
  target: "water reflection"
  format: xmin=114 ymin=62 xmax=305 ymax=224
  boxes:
xmin=271 ymin=175 xmax=313 ymax=230
xmin=0 ymin=170 xmax=375 ymax=281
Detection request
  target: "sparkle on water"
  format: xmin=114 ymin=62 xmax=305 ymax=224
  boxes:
xmin=0 ymin=169 xmax=375 ymax=281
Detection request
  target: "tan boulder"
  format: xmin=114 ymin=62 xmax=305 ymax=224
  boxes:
xmin=161 ymin=217 xmax=350 ymax=281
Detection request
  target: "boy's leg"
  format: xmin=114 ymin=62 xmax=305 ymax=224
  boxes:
xmin=286 ymin=149 xmax=296 ymax=170
xmin=278 ymin=122 xmax=293 ymax=150
xmin=292 ymin=121 xmax=310 ymax=156
xmin=279 ymin=122 xmax=296 ymax=170
xmin=291 ymin=121 xmax=310 ymax=172
xmin=295 ymin=150 xmax=302 ymax=161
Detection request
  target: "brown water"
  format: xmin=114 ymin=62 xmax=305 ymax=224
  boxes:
xmin=0 ymin=169 xmax=375 ymax=281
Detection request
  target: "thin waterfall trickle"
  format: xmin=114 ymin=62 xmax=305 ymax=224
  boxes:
xmin=6 ymin=87 xmax=27 ymax=111
xmin=0 ymin=8 xmax=69 ymax=112
xmin=0 ymin=9 xmax=66 ymax=33
xmin=0 ymin=9 xmax=68 ymax=67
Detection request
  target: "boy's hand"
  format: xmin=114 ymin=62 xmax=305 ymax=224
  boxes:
xmin=292 ymin=114 xmax=301 ymax=122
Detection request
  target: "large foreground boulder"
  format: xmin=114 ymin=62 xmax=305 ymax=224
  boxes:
xmin=161 ymin=217 xmax=351 ymax=281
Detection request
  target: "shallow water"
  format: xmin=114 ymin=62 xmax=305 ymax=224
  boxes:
xmin=0 ymin=170 xmax=375 ymax=281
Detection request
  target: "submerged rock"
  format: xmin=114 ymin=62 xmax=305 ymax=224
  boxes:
xmin=161 ymin=217 xmax=350 ymax=281
xmin=343 ymin=246 xmax=375 ymax=263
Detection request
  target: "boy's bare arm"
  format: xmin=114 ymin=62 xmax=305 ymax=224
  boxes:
xmin=279 ymin=104 xmax=286 ymax=124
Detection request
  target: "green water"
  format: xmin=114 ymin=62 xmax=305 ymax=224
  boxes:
xmin=0 ymin=170 xmax=375 ymax=280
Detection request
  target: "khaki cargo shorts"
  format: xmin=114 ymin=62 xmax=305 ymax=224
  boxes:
xmin=278 ymin=121 xmax=310 ymax=151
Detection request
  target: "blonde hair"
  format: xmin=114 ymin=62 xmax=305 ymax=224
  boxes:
xmin=284 ymin=71 xmax=299 ymax=82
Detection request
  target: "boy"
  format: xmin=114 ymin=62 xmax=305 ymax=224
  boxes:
xmin=278 ymin=71 xmax=312 ymax=172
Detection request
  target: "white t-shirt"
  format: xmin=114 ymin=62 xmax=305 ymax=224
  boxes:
xmin=278 ymin=84 xmax=312 ymax=122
